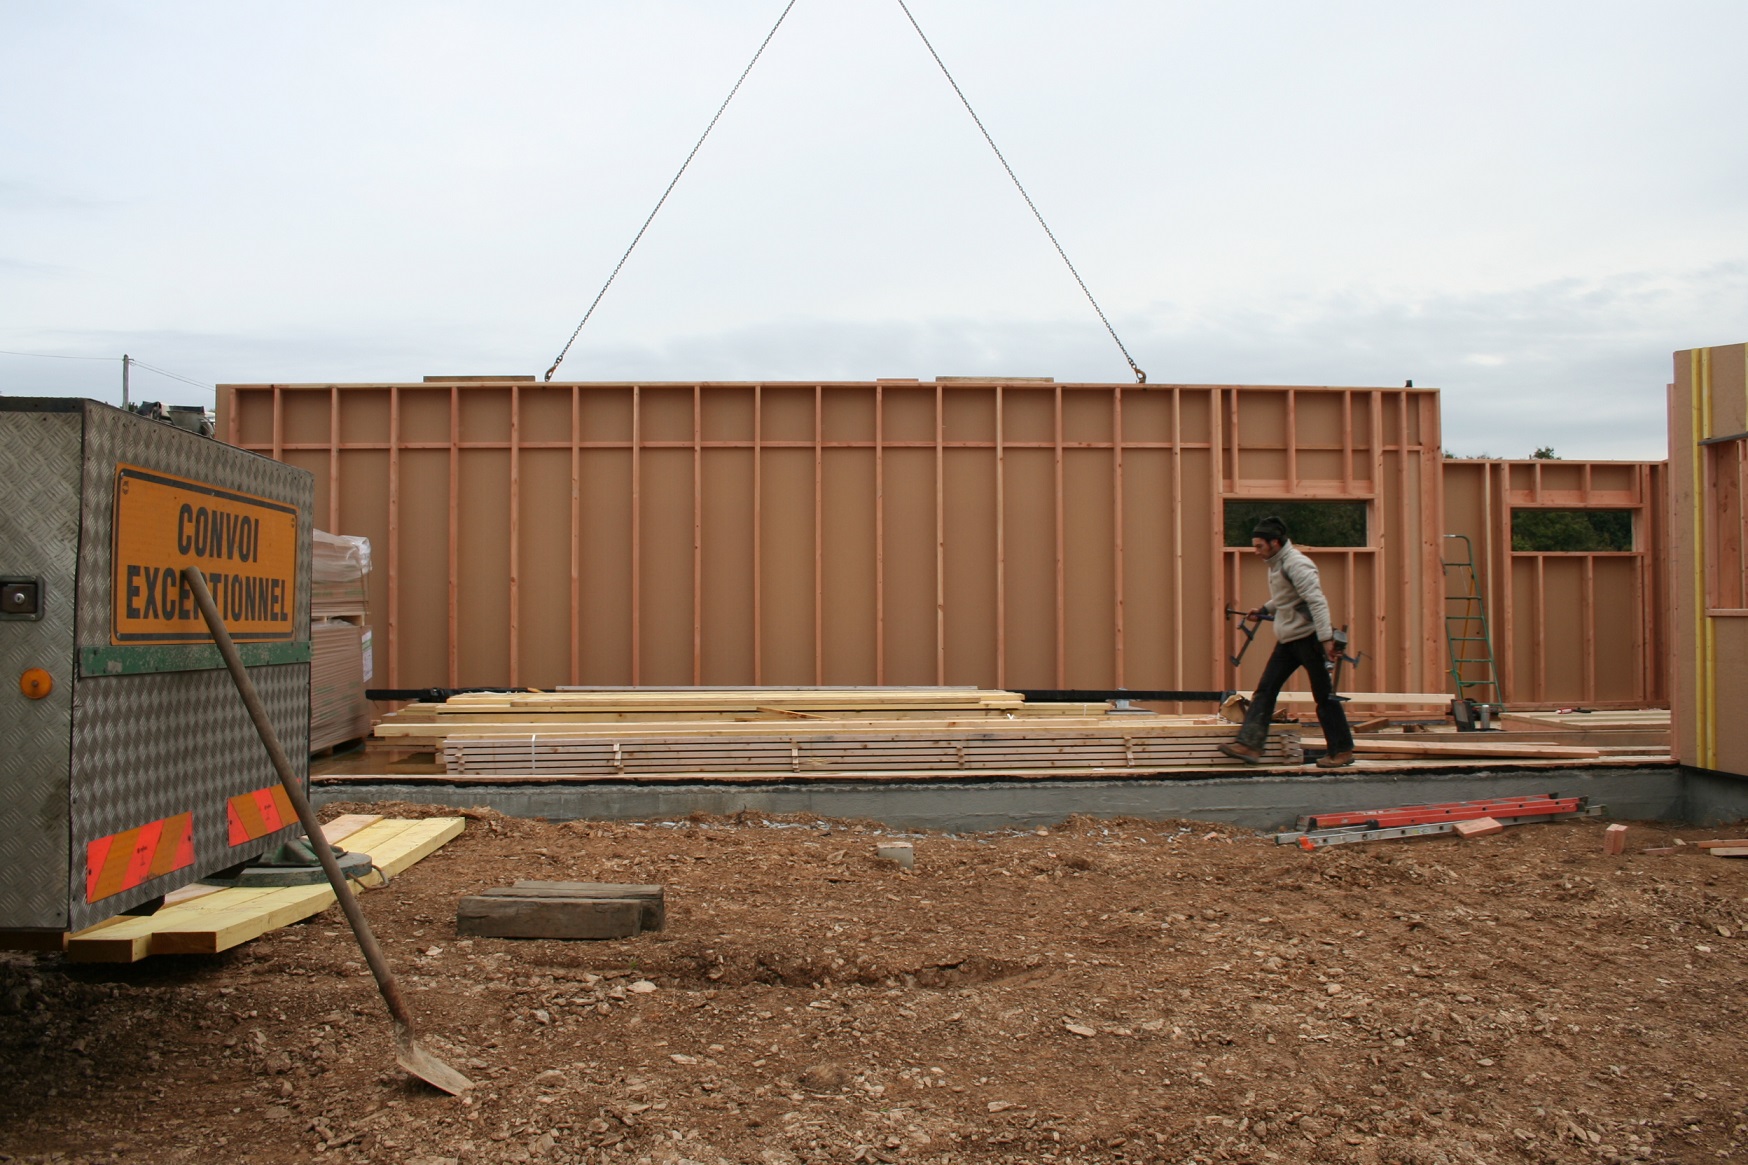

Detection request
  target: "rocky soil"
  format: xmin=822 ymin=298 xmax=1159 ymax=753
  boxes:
xmin=3 ymin=803 xmax=1746 ymax=1165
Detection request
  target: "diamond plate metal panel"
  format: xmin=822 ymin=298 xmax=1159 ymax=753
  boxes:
xmin=0 ymin=408 xmax=82 ymax=928
xmin=66 ymin=664 xmax=310 ymax=930
xmin=76 ymin=401 xmax=313 ymax=658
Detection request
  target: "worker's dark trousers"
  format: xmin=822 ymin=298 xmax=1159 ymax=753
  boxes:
xmin=1235 ymin=635 xmax=1355 ymax=756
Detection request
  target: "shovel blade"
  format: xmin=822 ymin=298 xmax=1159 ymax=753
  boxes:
xmin=394 ymin=1024 xmax=474 ymax=1095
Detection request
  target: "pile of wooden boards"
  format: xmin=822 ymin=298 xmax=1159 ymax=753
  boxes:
xmin=457 ymin=881 xmax=664 ymax=940
xmin=442 ymin=723 xmax=1298 ymax=778
xmin=367 ymin=688 xmax=1301 ymax=779
xmin=11 ymin=815 xmax=463 ymax=963
xmin=375 ymin=687 xmax=1105 ymax=746
xmin=1497 ymin=709 xmax=1671 ymax=751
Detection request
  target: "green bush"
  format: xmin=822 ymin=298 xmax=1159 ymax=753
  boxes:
xmin=1224 ymin=501 xmax=1368 ymax=548
xmin=1510 ymin=509 xmax=1634 ymax=552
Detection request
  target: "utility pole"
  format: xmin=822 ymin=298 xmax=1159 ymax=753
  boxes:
xmin=122 ymin=353 xmax=130 ymax=409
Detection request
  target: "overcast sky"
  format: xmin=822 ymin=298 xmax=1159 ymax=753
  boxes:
xmin=3 ymin=1 xmax=1744 ymax=458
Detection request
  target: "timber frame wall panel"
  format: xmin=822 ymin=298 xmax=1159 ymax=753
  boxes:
xmin=1670 ymin=343 xmax=1748 ymax=776
xmin=1441 ymin=458 xmax=1667 ymax=709
xmin=219 ymin=380 xmax=1641 ymax=706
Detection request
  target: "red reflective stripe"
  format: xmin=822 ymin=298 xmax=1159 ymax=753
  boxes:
xmin=85 ymin=834 xmax=115 ymax=902
xmin=253 ymin=787 xmax=284 ymax=833
xmin=85 ymin=812 xmax=197 ymax=902
xmin=122 ymin=819 xmax=165 ymax=891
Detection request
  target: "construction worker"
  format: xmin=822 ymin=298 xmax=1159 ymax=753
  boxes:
xmin=1218 ymin=516 xmax=1356 ymax=769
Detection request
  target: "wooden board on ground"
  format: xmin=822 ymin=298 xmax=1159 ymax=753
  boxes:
xmin=457 ymin=896 xmax=644 ymax=940
xmin=3 ymin=813 xmax=393 ymax=951
xmin=458 ymin=880 xmax=665 ymax=940
xmin=63 ymin=817 xmax=463 ymax=963
xmin=504 ymin=881 xmax=664 ymax=930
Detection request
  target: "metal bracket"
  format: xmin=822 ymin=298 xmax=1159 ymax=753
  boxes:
xmin=0 ymin=576 xmax=43 ymax=622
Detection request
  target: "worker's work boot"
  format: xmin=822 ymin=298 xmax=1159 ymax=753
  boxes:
xmin=1218 ymin=741 xmax=1265 ymax=765
xmin=1315 ymin=751 xmax=1355 ymax=769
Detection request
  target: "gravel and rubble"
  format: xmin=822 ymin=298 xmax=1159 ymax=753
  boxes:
xmin=3 ymin=803 xmax=1746 ymax=1164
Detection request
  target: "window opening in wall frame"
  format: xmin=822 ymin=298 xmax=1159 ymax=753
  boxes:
xmin=1510 ymin=509 xmax=1636 ymax=553
xmin=1704 ymin=435 xmax=1747 ymax=614
xmin=1222 ymin=500 xmax=1368 ymax=548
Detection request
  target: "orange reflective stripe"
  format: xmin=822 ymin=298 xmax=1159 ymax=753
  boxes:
xmin=85 ymin=812 xmax=195 ymax=903
xmin=226 ymin=785 xmax=295 ymax=846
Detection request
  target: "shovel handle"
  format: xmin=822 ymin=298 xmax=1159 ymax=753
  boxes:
xmin=183 ymin=567 xmax=417 ymax=1034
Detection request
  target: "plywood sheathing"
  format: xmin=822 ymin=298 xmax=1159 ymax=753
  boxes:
xmin=219 ymin=380 xmax=1662 ymax=707
xmin=1669 ymin=342 xmax=1748 ymax=776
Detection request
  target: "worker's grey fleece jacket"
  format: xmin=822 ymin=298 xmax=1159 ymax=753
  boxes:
xmin=1262 ymin=541 xmax=1334 ymax=644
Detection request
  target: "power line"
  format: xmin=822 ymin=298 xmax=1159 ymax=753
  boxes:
xmin=128 ymin=359 xmax=213 ymax=393
xmin=891 ymin=0 xmax=1147 ymax=384
xmin=0 ymin=348 xmax=213 ymax=394
xmin=0 ymin=348 xmax=116 ymax=362
xmin=543 ymin=0 xmax=801 ymax=382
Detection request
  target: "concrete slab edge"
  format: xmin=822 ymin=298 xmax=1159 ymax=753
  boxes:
xmin=311 ymin=766 xmax=1700 ymax=833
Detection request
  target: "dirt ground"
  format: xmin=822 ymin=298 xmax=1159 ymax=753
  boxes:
xmin=3 ymin=803 xmax=1746 ymax=1165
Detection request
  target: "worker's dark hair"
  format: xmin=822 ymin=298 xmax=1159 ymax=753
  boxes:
xmin=1251 ymin=516 xmax=1289 ymax=545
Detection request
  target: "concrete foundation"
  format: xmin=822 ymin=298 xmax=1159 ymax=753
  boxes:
xmin=310 ymin=763 xmax=1740 ymax=833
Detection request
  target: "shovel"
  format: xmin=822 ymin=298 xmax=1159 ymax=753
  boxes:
xmin=184 ymin=567 xmax=472 ymax=1096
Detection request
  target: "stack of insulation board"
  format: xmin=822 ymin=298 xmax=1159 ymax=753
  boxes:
xmin=310 ymin=620 xmax=370 ymax=751
xmin=375 ymin=688 xmax=1301 ymax=779
xmin=310 ymin=529 xmax=371 ymax=752
xmin=312 ymin=530 xmax=371 ymax=618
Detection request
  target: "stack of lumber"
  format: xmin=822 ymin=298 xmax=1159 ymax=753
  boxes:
xmin=374 ymin=687 xmax=1112 ymax=751
xmin=457 ymin=881 xmax=665 ymax=940
xmin=368 ymin=687 xmax=1302 ymax=780
xmin=1499 ymin=709 xmax=1671 ymax=750
xmin=310 ymin=619 xmax=370 ymax=752
xmin=55 ymin=815 xmax=461 ymax=963
xmin=441 ymin=722 xmax=1298 ymax=778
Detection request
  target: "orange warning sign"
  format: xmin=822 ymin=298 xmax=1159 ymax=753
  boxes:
xmin=85 ymin=812 xmax=195 ymax=903
xmin=227 ymin=785 xmax=296 ymax=846
xmin=111 ymin=464 xmax=299 ymax=645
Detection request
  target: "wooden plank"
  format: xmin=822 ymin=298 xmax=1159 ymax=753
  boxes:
xmin=497 ymin=881 xmax=663 ymax=929
xmin=1301 ymin=737 xmax=1601 ymax=760
xmin=320 ymin=813 xmax=384 ymax=844
xmin=12 ymin=820 xmax=386 ymax=951
xmin=1259 ymin=692 xmax=1453 ymax=708
xmin=63 ymin=818 xmax=464 ymax=963
xmin=1707 ymin=846 xmax=1748 ymax=858
xmin=376 ymin=714 xmax=1124 ymax=739
xmin=1696 ymin=838 xmax=1748 ymax=849
xmin=456 ymin=896 xmax=643 ymax=940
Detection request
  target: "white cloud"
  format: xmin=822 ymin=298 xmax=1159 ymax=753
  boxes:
xmin=1 ymin=0 xmax=1744 ymax=465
